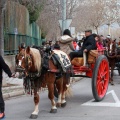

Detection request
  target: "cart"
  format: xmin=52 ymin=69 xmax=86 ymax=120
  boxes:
xmin=54 ymin=49 xmax=109 ymax=101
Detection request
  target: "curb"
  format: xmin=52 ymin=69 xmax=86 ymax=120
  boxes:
xmin=3 ymin=90 xmax=25 ymax=99
xmin=2 ymin=86 xmax=23 ymax=91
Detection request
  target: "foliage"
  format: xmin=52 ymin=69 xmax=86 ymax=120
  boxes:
xmin=41 ymin=31 xmax=47 ymax=39
xmin=18 ymin=0 xmax=46 ymax=23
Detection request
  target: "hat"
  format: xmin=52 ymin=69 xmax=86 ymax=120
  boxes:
xmin=49 ymin=40 xmax=52 ymax=42
xmin=106 ymin=35 xmax=111 ymax=38
xmin=85 ymin=29 xmax=92 ymax=33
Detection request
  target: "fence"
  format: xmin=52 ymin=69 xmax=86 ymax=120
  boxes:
xmin=4 ymin=33 xmax=41 ymax=55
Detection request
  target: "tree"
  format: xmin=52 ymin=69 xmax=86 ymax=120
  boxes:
xmin=73 ymin=0 xmax=118 ymax=34
xmin=37 ymin=0 xmax=79 ymax=40
xmin=17 ymin=0 xmax=47 ymax=23
xmin=104 ymin=0 xmax=118 ymax=35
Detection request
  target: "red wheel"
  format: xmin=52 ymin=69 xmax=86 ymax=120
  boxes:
xmin=92 ymin=55 xmax=109 ymax=101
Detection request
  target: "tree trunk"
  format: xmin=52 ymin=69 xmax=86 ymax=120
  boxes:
xmin=0 ymin=0 xmax=7 ymax=57
xmin=0 ymin=0 xmax=7 ymax=86
xmin=95 ymin=26 xmax=99 ymax=34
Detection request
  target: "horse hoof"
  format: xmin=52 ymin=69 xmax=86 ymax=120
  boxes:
xmin=50 ymin=109 xmax=57 ymax=113
xmin=111 ymin=82 xmax=114 ymax=85
xmin=30 ymin=114 xmax=38 ymax=119
xmin=56 ymin=103 xmax=61 ymax=107
xmin=61 ymin=102 xmax=67 ymax=107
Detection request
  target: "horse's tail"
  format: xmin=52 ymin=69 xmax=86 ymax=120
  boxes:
xmin=65 ymin=84 xmax=73 ymax=98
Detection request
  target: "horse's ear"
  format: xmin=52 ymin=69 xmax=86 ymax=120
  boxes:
xmin=26 ymin=46 xmax=30 ymax=54
xmin=18 ymin=46 xmax=22 ymax=53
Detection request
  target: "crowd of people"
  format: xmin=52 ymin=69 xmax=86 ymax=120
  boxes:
xmin=40 ymin=29 xmax=120 ymax=69
xmin=44 ymin=30 xmax=120 ymax=56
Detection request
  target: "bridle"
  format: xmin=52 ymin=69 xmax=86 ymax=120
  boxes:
xmin=106 ymin=41 xmax=117 ymax=58
xmin=15 ymin=50 xmax=28 ymax=77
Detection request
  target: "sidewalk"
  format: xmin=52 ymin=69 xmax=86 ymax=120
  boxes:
xmin=2 ymin=73 xmax=24 ymax=99
xmin=2 ymin=75 xmax=82 ymax=99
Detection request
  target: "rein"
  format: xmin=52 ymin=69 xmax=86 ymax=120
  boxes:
xmin=106 ymin=41 xmax=117 ymax=58
xmin=106 ymin=50 xmax=117 ymax=58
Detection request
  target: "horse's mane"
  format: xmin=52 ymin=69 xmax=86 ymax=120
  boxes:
xmin=29 ymin=48 xmax=41 ymax=72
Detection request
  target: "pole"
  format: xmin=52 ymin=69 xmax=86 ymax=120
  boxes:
xmin=0 ymin=0 xmax=7 ymax=86
xmin=0 ymin=8 xmax=4 ymax=57
xmin=108 ymin=24 xmax=111 ymax=35
xmin=107 ymin=22 xmax=111 ymax=35
xmin=14 ymin=28 xmax=18 ymax=55
xmin=62 ymin=0 xmax=66 ymax=35
xmin=15 ymin=34 xmax=16 ymax=54
xmin=0 ymin=0 xmax=7 ymax=57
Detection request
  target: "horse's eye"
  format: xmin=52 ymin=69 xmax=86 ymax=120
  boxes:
xmin=30 ymin=54 xmax=32 ymax=57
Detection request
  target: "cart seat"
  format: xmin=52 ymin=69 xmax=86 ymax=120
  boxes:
xmin=88 ymin=50 xmax=98 ymax=64
xmin=71 ymin=57 xmax=84 ymax=66
xmin=71 ymin=50 xmax=99 ymax=66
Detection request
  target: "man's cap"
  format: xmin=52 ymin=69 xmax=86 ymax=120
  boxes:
xmin=106 ymin=35 xmax=111 ymax=38
xmin=85 ymin=29 xmax=92 ymax=33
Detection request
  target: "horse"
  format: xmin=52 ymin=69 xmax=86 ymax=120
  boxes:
xmin=15 ymin=46 xmax=71 ymax=119
xmin=106 ymin=40 xmax=117 ymax=85
xmin=115 ymin=43 xmax=120 ymax=75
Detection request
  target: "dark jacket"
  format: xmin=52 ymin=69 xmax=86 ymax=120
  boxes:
xmin=0 ymin=55 xmax=12 ymax=82
xmin=81 ymin=35 xmax=96 ymax=51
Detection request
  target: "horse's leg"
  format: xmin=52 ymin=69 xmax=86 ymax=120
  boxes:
xmin=110 ymin=65 xmax=114 ymax=85
xmin=61 ymin=74 xmax=70 ymax=107
xmin=30 ymin=89 xmax=39 ymax=119
xmin=46 ymin=73 xmax=57 ymax=113
xmin=55 ymin=77 xmax=63 ymax=107
xmin=61 ymin=74 xmax=67 ymax=107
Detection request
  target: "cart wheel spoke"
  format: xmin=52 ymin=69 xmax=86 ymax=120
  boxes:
xmin=103 ymin=71 xmax=107 ymax=75
xmin=97 ymin=82 xmax=103 ymax=95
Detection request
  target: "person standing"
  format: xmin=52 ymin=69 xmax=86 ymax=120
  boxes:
xmin=58 ymin=29 xmax=75 ymax=55
xmin=20 ymin=42 xmax=26 ymax=49
xmin=0 ymin=55 xmax=14 ymax=119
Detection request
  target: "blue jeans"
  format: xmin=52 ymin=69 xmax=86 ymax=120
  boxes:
xmin=0 ymin=82 xmax=4 ymax=113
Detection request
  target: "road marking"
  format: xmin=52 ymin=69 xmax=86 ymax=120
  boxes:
xmin=107 ymin=90 xmax=120 ymax=103
xmin=82 ymin=90 xmax=120 ymax=107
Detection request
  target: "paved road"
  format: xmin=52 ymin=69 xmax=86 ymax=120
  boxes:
xmin=5 ymin=71 xmax=120 ymax=120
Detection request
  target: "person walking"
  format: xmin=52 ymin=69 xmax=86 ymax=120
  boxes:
xmin=0 ymin=55 xmax=14 ymax=119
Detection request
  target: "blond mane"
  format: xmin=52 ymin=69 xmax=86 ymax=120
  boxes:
xmin=29 ymin=48 xmax=41 ymax=72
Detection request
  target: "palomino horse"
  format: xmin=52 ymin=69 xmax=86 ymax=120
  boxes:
xmin=15 ymin=46 xmax=71 ymax=119
xmin=106 ymin=40 xmax=117 ymax=85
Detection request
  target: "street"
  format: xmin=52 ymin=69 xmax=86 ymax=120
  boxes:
xmin=5 ymin=71 xmax=120 ymax=120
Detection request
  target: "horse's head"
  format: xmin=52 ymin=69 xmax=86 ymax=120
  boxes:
xmin=25 ymin=46 xmax=34 ymax=72
xmin=15 ymin=46 xmax=26 ymax=78
xmin=107 ymin=40 xmax=116 ymax=56
xmin=15 ymin=46 xmax=26 ymax=71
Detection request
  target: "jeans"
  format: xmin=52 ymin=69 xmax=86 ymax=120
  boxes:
xmin=0 ymin=81 xmax=4 ymax=113
xmin=69 ymin=50 xmax=83 ymax=60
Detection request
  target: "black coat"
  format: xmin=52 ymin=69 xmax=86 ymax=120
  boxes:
xmin=81 ymin=35 xmax=96 ymax=52
xmin=0 ymin=55 xmax=12 ymax=82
